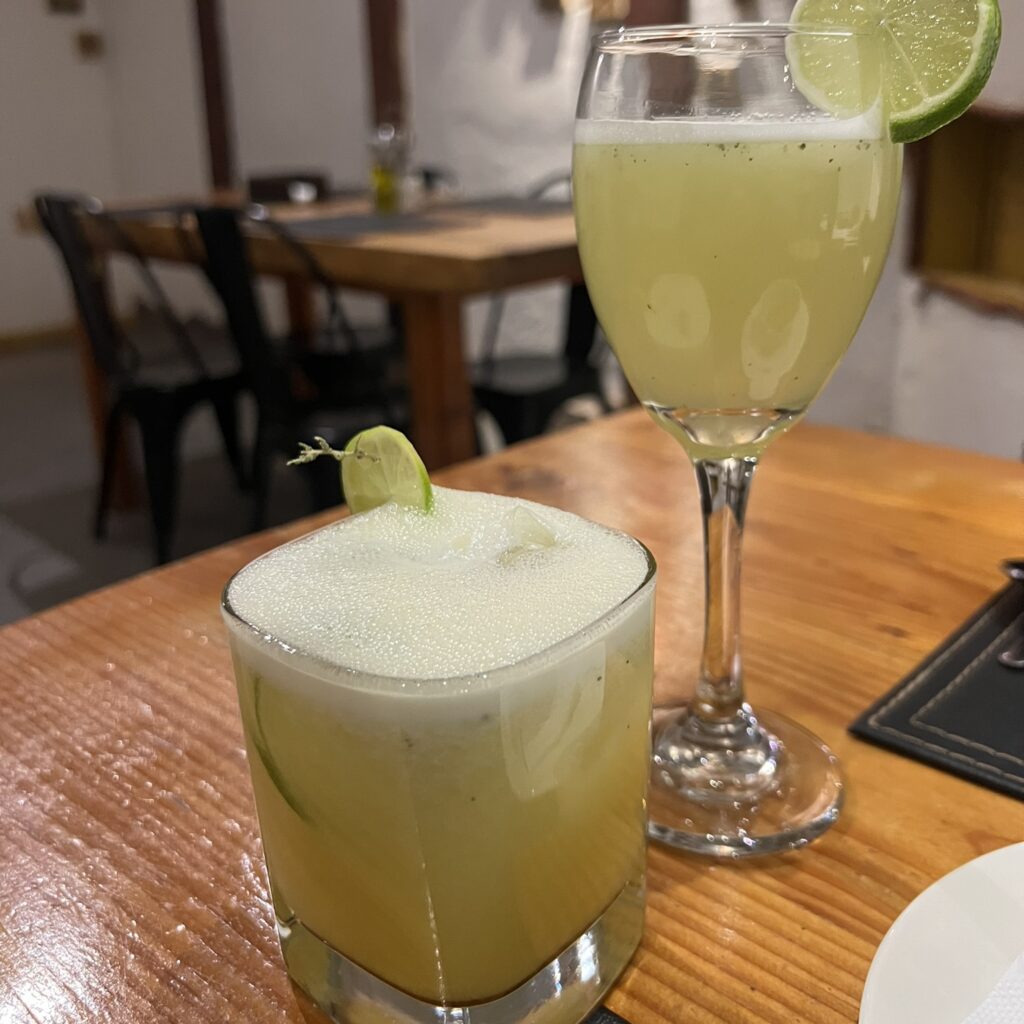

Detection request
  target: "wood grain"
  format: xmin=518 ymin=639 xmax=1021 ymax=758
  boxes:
xmin=2 ymin=411 xmax=1023 ymax=1023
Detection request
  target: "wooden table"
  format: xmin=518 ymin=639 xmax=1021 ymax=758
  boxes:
xmin=2 ymin=411 xmax=1023 ymax=1023
xmin=27 ymin=195 xmax=581 ymax=471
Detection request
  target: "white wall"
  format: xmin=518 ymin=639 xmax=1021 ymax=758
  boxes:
xmin=223 ymin=0 xmax=371 ymax=188
xmin=977 ymin=0 xmax=1024 ymax=114
xmin=407 ymin=0 xmax=592 ymax=359
xmin=99 ymin=0 xmax=207 ymax=199
xmin=807 ymin=183 xmax=912 ymax=434
xmin=97 ymin=0 xmax=216 ymax=319
xmin=1 ymin=0 xmax=215 ymax=331
xmin=222 ymin=0 xmax=377 ymax=328
xmin=0 ymin=0 xmax=120 ymax=334
xmin=894 ymin=283 xmax=1024 ymax=459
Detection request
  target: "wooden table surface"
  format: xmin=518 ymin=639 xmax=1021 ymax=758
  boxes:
xmin=2 ymin=410 xmax=1023 ymax=1023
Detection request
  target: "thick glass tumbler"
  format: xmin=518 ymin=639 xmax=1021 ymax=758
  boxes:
xmin=222 ymin=494 xmax=656 ymax=1024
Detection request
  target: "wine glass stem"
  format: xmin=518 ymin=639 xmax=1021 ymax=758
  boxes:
xmin=693 ymin=456 xmax=758 ymax=724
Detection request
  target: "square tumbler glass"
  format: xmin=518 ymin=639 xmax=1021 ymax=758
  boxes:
xmin=222 ymin=524 xmax=656 ymax=1024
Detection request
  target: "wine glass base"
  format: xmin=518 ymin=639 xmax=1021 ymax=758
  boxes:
xmin=647 ymin=706 xmax=843 ymax=859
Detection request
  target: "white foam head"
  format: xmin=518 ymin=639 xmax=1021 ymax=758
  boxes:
xmin=574 ymin=109 xmax=883 ymax=144
xmin=225 ymin=488 xmax=651 ymax=680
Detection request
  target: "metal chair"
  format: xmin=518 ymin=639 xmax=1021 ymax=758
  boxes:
xmin=34 ymin=193 xmax=247 ymax=565
xmin=472 ymin=173 xmax=607 ymax=446
xmin=246 ymin=169 xmax=400 ymax=369
xmin=193 ymin=206 xmax=405 ymax=527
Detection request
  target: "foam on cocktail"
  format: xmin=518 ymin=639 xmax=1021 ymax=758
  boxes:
xmin=574 ymin=109 xmax=883 ymax=145
xmin=226 ymin=486 xmax=649 ymax=680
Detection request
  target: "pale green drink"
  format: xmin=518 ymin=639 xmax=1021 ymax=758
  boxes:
xmin=222 ymin=488 xmax=655 ymax=1017
xmin=573 ymin=117 xmax=902 ymax=458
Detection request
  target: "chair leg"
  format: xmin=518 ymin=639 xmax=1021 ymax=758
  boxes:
xmin=94 ymin=405 xmax=123 ymax=540
xmin=250 ymin=418 xmax=273 ymax=533
xmin=211 ymin=387 xmax=249 ymax=490
xmin=138 ymin=410 xmax=182 ymax=566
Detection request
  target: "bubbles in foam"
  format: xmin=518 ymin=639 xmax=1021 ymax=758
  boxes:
xmin=226 ymin=488 xmax=650 ymax=680
xmin=574 ymin=110 xmax=883 ymax=145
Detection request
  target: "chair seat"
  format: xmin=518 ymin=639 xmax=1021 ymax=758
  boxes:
xmin=472 ymin=354 xmax=579 ymax=397
xmin=130 ymin=319 xmax=242 ymax=390
xmin=472 ymin=354 xmax=604 ymax=447
xmin=293 ymin=322 xmax=397 ymax=358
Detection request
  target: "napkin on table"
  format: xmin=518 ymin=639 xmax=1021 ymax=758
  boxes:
xmin=963 ymin=955 xmax=1024 ymax=1024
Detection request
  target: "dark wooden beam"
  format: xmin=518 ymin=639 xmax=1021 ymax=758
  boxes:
xmin=624 ymin=0 xmax=687 ymax=25
xmin=363 ymin=0 xmax=406 ymax=128
xmin=194 ymin=0 xmax=235 ymax=188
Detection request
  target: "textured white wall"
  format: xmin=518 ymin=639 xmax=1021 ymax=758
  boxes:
xmin=977 ymin=0 xmax=1024 ymax=114
xmin=223 ymin=0 xmax=371 ymax=188
xmin=0 ymin=0 xmax=120 ymax=333
xmin=407 ymin=0 xmax=593 ymax=359
xmin=806 ymin=184 xmax=912 ymax=434
xmin=97 ymin=0 xmax=216 ymax=319
xmin=222 ymin=0 xmax=379 ymax=329
xmin=894 ymin=284 xmax=1024 ymax=459
xmin=100 ymin=0 xmax=207 ymax=198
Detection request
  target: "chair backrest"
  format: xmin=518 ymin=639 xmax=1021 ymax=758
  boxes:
xmin=478 ymin=172 xmax=598 ymax=372
xmin=34 ymin=193 xmax=130 ymax=382
xmin=563 ymin=282 xmax=600 ymax=371
xmin=37 ymin=192 xmax=212 ymax=385
xmin=248 ymin=172 xmax=329 ymax=205
xmin=192 ymin=206 xmax=285 ymax=410
xmin=245 ymin=205 xmax=365 ymax=358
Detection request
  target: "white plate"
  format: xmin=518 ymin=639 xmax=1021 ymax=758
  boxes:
xmin=860 ymin=842 xmax=1024 ymax=1023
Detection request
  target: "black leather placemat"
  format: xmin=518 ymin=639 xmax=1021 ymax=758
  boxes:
xmin=445 ymin=195 xmax=573 ymax=215
xmin=285 ymin=211 xmax=445 ymax=238
xmin=850 ymin=582 xmax=1024 ymax=800
xmin=586 ymin=1007 xmax=630 ymax=1024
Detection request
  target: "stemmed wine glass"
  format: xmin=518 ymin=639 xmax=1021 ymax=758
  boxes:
xmin=573 ymin=23 xmax=902 ymax=856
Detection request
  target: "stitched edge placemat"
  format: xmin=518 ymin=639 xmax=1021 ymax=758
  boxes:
xmin=850 ymin=583 xmax=1024 ymax=800
xmin=587 ymin=1007 xmax=630 ymax=1024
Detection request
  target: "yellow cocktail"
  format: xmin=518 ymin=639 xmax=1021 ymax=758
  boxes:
xmin=222 ymin=487 xmax=655 ymax=1018
xmin=574 ymin=118 xmax=902 ymax=458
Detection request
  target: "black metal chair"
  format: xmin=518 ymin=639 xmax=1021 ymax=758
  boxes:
xmin=471 ymin=174 xmax=607 ymax=446
xmin=34 ymin=193 xmax=247 ymax=565
xmin=246 ymin=169 xmax=400 ymax=367
xmin=193 ymin=206 xmax=405 ymax=528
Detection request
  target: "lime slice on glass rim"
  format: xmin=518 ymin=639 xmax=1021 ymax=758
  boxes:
xmin=288 ymin=426 xmax=434 ymax=514
xmin=787 ymin=0 xmax=1002 ymax=143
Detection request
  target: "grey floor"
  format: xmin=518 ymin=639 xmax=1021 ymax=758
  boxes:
xmin=0 ymin=341 xmax=312 ymax=626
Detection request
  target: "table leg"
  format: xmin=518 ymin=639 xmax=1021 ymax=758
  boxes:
xmin=283 ymin=276 xmax=316 ymax=346
xmin=400 ymin=292 xmax=477 ymax=469
xmin=75 ymin=311 xmax=138 ymax=510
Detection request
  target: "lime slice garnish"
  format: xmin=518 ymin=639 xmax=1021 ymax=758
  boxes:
xmin=239 ymin=672 xmax=312 ymax=822
xmin=342 ymin=426 xmax=434 ymax=515
xmin=288 ymin=428 xmax=434 ymax=514
xmin=788 ymin=0 xmax=1002 ymax=143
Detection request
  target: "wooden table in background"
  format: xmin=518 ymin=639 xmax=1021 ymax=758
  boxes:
xmin=2 ymin=411 xmax=1023 ymax=1023
xmin=86 ymin=196 xmax=580 ymax=470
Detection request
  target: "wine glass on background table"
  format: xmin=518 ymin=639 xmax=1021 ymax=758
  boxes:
xmin=572 ymin=23 xmax=903 ymax=856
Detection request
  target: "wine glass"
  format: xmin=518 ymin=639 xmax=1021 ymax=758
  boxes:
xmin=573 ymin=23 xmax=902 ymax=856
